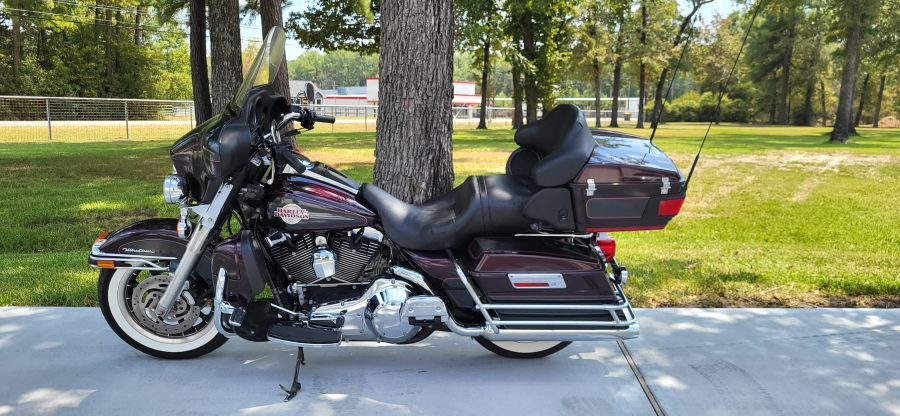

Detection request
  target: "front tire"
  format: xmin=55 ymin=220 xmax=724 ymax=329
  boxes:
xmin=474 ymin=337 xmax=572 ymax=359
xmin=98 ymin=269 xmax=228 ymax=359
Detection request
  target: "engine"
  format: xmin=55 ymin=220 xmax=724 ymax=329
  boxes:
xmin=264 ymin=228 xmax=438 ymax=344
xmin=265 ymin=227 xmax=388 ymax=286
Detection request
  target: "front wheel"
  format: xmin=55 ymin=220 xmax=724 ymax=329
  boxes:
xmin=98 ymin=269 xmax=228 ymax=359
xmin=474 ymin=337 xmax=572 ymax=359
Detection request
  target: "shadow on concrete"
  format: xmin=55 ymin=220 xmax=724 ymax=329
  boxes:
xmin=625 ymin=308 xmax=900 ymax=416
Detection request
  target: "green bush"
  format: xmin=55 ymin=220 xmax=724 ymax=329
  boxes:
xmin=646 ymin=91 xmax=752 ymax=123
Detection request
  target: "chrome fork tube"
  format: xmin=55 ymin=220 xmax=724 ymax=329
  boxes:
xmin=153 ymin=224 xmax=213 ymax=317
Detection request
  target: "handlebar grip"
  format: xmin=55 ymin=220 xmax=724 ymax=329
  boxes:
xmin=275 ymin=146 xmax=307 ymax=174
xmin=313 ymin=112 xmax=336 ymax=124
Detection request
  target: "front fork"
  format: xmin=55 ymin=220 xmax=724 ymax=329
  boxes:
xmin=153 ymin=183 xmax=235 ymax=318
xmin=152 ymin=224 xmax=214 ymax=317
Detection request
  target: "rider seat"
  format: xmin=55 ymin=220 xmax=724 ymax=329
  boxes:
xmin=358 ymin=105 xmax=595 ymax=251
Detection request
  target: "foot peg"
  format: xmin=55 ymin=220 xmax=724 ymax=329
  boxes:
xmin=279 ymin=347 xmax=305 ymax=402
xmin=228 ymin=307 xmax=246 ymax=327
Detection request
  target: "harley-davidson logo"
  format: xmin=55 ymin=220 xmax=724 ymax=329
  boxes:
xmin=274 ymin=204 xmax=310 ymax=224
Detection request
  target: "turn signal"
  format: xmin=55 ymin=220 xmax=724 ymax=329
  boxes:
xmin=97 ymin=260 xmax=115 ymax=268
xmin=658 ymin=198 xmax=685 ymax=216
xmin=93 ymin=231 xmax=109 ymax=246
xmin=596 ymin=233 xmax=616 ymax=259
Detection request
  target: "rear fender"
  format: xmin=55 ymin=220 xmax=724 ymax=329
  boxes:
xmin=89 ymin=218 xmax=213 ymax=285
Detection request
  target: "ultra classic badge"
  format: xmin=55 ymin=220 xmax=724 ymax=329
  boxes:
xmin=274 ymin=203 xmax=310 ymax=224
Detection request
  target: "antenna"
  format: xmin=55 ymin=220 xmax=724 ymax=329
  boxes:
xmin=685 ymin=0 xmax=767 ymax=187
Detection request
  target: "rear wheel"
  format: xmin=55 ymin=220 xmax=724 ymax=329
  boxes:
xmin=474 ymin=337 xmax=571 ymax=359
xmin=98 ymin=269 xmax=228 ymax=359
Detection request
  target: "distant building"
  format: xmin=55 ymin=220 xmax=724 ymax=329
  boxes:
xmin=365 ymin=78 xmax=481 ymax=106
xmin=292 ymin=79 xmax=483 ymax=107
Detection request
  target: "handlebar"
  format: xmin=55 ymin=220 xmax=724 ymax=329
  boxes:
xmin=286 ymin=105 xmax=336 ymax=126
xmin=273 ymin=143 xmax=306 ymax=174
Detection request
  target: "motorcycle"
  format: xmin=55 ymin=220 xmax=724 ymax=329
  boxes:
xmin=90 ymin=28 xmax=686 ymax=401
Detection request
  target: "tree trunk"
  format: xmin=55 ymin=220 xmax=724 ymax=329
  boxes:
xmin=477 ymin=33 xmax=490 ymax=130
xmin=803 ymin=32 xmax=822 ymax=126
xmin=637 ymin=64 xmax=646 ymax=128
xmin=105 ymin=9 xmax=114 ymax=93
xmin=115 ymin=11 xmax=122 ymax=74
xmin=820 ymin=79 xmax=827 ymax=126
xmin=779 ymin=43 xmax=792 ymax=125
xmin=872 ymin=75 xmax=886 ymax=128
xmin=135 ymin=5 xmax=143 ymax=46
xmin=189 ymin=0 xmax=213 ymax=124
xmin=511 ymin=63 xmax=524 ymax=129
xmin=651 ymin=5 xmax=702 ymax=129
xmin=609 ymin=58 xmax=622 ymax=128
xmin=521 ymin=11 xmax=538 ymax=122
xmin=802 ymin=82 xmax=814 ymax=127
xmin=260 ymin=0 xmax=290 ymax=100
xmin=636 ymin=1 xmax=647 ymax=129
xmin=853 ymin=73 xmax=869 ymax=127
xmin=373 ymin=0 xmax=454 ymax=204
xmin=259 ymin=0 xmax=294 ymax=144
xmin=592 ymin=58 xmax=602 ymax=128
xmin=209 ymin=0 xmax=243 ymax=114
xmin=11 ymin=11 xmax=20 ymax=82
xmin=769 ymin=72 xmax=777 ymax=124
xmin=830 ymin=15 xmax=863 ymax=143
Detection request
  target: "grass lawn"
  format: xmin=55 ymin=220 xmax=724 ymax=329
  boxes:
xmin=1 ymin=124 xmax=899 ymax=307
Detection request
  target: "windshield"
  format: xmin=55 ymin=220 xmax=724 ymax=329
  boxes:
xmin=231 ymin=26 xmax=286 ymax=110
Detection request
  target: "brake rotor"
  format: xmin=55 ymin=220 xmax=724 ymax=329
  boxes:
xmin=130 ymin=274 xmax=202 ymax=335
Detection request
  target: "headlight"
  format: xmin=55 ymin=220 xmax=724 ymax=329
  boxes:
xmin=163 ymin=174 xmax=186 ymax=204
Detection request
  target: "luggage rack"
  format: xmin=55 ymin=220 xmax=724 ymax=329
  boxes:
xmin=444 ymin=250 xmax=640 ymax=342
xmin=484 ymin=284 xmax=638 ymax=328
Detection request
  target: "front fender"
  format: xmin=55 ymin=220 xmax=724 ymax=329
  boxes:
xmin=89 ymin=218 xmax=213 ymax=285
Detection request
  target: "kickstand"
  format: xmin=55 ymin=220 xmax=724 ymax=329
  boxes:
xmin=279 ymin=347 xmax=305 ymax=402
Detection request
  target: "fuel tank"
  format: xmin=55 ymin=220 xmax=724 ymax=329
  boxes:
xmin=265 ymin=174 xmax=375 ymax=232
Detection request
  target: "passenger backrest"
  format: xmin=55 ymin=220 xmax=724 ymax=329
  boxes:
xmin=508 ymin=104 xmax=596 ymax=188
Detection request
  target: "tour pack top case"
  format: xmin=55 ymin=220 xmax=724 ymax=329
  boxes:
xmin=569 ymin=130 xmax=686 ymax=233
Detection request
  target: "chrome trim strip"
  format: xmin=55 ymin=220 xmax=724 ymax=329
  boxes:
xmin=513 ymin=233 xmax=594 ymax=238
xmin=89 ymin=256 xmax=169 ymax=271
xmin=213 ymin=268 xmax=237 ymax=338
xmin=265 ymin=335 xmax=341 ymax=348
xmin=301 ymin=170 xmax=358 ymax=195
xmin=482 ymin=303 xmax=626 ymax=311
xmin=445 ymin=250 xmax=499 ymax=334
xmin=479 ymin=325 xmax=640 ymax=342
xmin=90 ymin=248 xmax=178 ymax=261
xmin=508 ymin=273 xmax=566 ymax=289
xmin=389 ymin=266 xmax=434 ymax=295
xmin=493 ymin=320 xmax=635 ymax=327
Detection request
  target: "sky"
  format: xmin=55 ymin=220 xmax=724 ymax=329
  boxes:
xmin=238 ymin=0 xmax=742 ymax=61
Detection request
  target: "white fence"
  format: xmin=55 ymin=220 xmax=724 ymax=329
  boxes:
xmin=0 ymin=95 xmax=635 ymax=142
xmin=0 ymin=95 xmax=195 ymax=142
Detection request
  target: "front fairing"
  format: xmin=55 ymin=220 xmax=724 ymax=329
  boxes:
xmin=169 ymin=27 xmax=287 ymax=203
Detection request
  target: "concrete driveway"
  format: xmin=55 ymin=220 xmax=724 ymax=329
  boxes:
xmin=0 ymin=307 xmax=898 ymax=415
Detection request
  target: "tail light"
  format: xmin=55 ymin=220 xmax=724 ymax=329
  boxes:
xmin=596 ymin=232 xmax=616 ymax=259
xmin=658 ymin=198 xmax=685 ymax=216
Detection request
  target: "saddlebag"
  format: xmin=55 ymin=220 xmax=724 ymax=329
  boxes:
xmin=461 ymin=237 xmax=619 ymax=306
